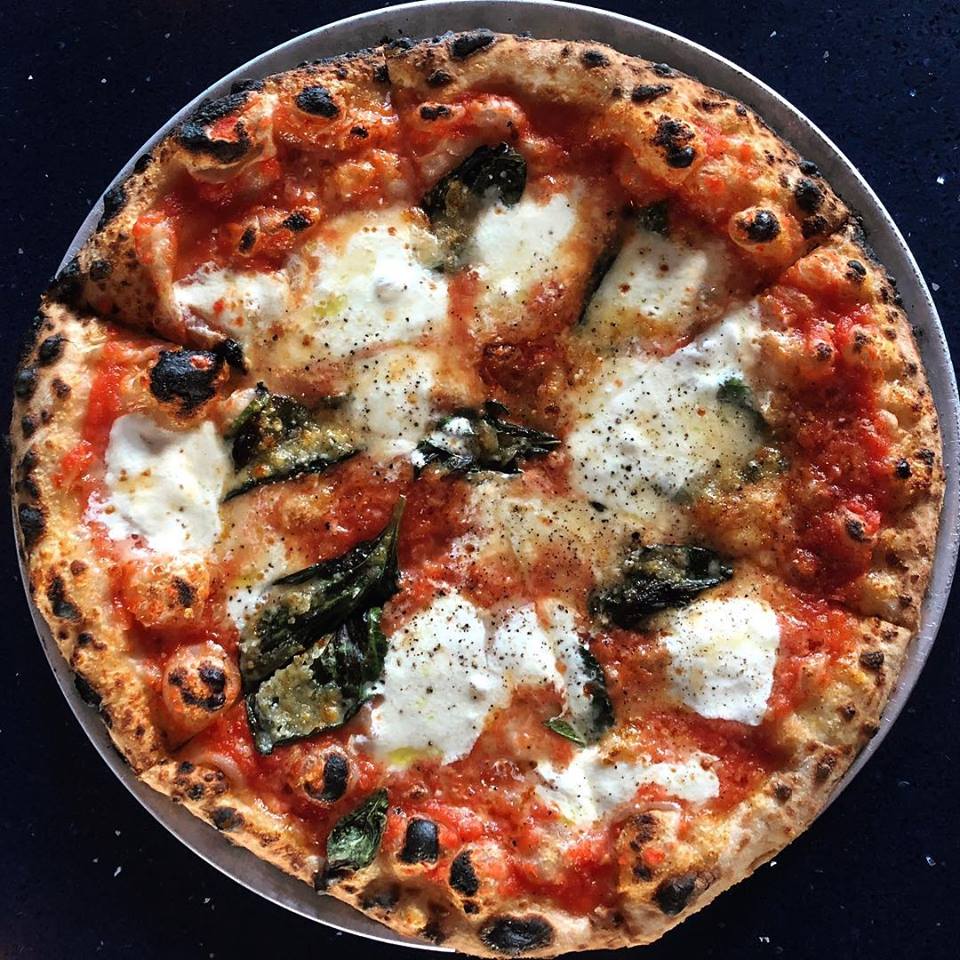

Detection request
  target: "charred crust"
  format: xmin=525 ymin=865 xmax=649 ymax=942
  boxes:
xmin=215 ymin=338 xmax=246 ymax=371
xmin=17 ymin=503 xmax=45 ymax=549
xmin=47 ymin=575 xmax=81 ymax=622
xmin=230 ymin=77 xmax=264 ymax=94
xmin=19 ymin=313 xmax=46 ymax=361
xmin=149 ymin=349 xmax=224 ymax=412
xmin=654 ymin=874 xmax=697 ymax=915
xmin=917 ymin=448 xmax=936 ymax=466
xmin=350 ymin=125 xmax=369 ymax=138
xmin=479 ymin=916 xmax=554 ymax=954
xmin=652 ymin=62 xmax=676 ymax=77
xmin=178 ymin=760 xmax=195 ymax=775
xmin=295 ymin=85 xmax=340 ymax=117
xmin=360 ymin=883 xmax=400 ymax=909
xmin=794 ymin=177 xmax=824 ymax=213
xmin=652 ymin=116 xmax=696 ymax=168
xmin=52 ymin=377 xmax=70 ymax=398
xmin=631 ymin=83 xmax=671 ymax=104
xmin=894 ymin=458 xmax=912 ymax=479
xmin=21 ymin=414 xmax=38 ymax=438
xmin=421 ymin=918 xmax=447 ymax=944
xmin=178 ymin=92 xmax=253 ymax=163
xmin=74 ymin=673 xmax=101 ymax=707
xmin=282 ymin=211 xmax=312 ymax=231
xmin=400 ymin=818 xmax=440 ymax=863
xmin=48 ymin=256 xmax=84 ymax=303
xmin=449 ymin=29 xmax=496 ymax=60
xmin=798 ymin=158 xmax=820 ymax=176
xmin=133 ymin=152 xmax=153 ymax=174
xmin=450 ymin=849 xmax=480 ymax=895
xmin=801 ymin=214 xmax=829 ymax=239
xmin=173 ymin=577 xmax=196 ymax=607
xmin=426 ymin=69 xmax=454 ymax=87
xmin=76 ymin=631 xmax=94 ymax=647
xmin=320 ymin=752 xmax=349 ymax=802
xmin=738 ymin=208 xmax=781 ymax=242
xmin=211 ymin=806 xmax=244 ymax=831
xmin=859 ymin=650 xmax=885 ymax=671
xmin=814 ymin=755 xmax=838 ymax=782
xmin=580 ymin=49 xmax=610 ymax=68
xmin=845 ymin=517 xmax=867 ymax=542
xmin=187 ymin=783 xmax=205 ymax=800
xmin=89 ymin=258 xmax=112 ymax=281
xmin=373 ymin=63 xmax=390 ymax=84
xmin=239 ymin=225 xmax=257 ymax=252
xmin=773 ymin=781 xmax=793 ymax=802
xmin=385 ymin=36 xmax=416 ymax=51
xmin=97 ymin=183 xmax=127 ymax=230
xmin=37 ymin=335 xmax=65 ymax=366
xmin=419 ymin=103 xmax=452 ymax=121
xmin=169 ymin=663 xmax=227 ymax=711
xmin=845 ymin=258 xmax=867 ymax=281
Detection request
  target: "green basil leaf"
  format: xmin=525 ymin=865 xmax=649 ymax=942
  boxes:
xmin=544 ymin=717 xmax=587 ymax=746
xmin=325 ymin=788 xmax=389 ymax=873
xmin=247 ymin=607 xmax=388 ymax=754
xmin=421 ymin=143 xmax=527 ymax=269
xmin=239 ymin=499 xmax=404 ymax=690
xmin=590 ymin=544 xmax=733 ymax=629
xmin=717 ymin=376 xmax=766 ymax=431
xmin=412 ymin=401 xmax=559 ymax=477
xmin=224 ymin=384 xmax=356 ymax=500
xmin=546 ymin=645 xmax=614 ymax=747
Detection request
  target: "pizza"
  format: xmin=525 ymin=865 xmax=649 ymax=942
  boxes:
xmin=12 ymin=31 xmax=945 ymax=956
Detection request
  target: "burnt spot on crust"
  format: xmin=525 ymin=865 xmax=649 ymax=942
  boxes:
xmin=654 ymin=874 xmax=698 ymax=915
xmin=74 ymin=673 xmax=102 ymax=707
xmin=47 ymin=256 xmax=84 ymax=303
xmin=215 ymin=338 xmax=246 ymax=372
xmin=295 ymin=85 xmax=340 ymax=117
xmin=320 ymin=752 xmax=349 ymax=802
xmin=18 ymin=503 xmax=45 ymax=549
xmin=211 ymin=806 xmax=244 ymax=831
xmin=794 ymin=177 xmax=824 ymax=213
xmin=449 ymin=29 xmax=496 ymax=60
xmin=400 ymin=818 xmax=440 ymax=863
xmin=632 ymin=83 xmax=671 ymax=104
xmin=361 ymin=883 xmax=400 ymax=910
xmin=814 ymin=754 xmax=838 ymax=782
xmin=652 ymin=116 xmax=696 ymax=168
xmin=373 ymin=62 xmax=390 ymax=84
xmin=450 ymin=849 xmax=480 ymax=896
xmin=421 ymin=918 xmax=447 ymax=944
xmin=420 ymin=103 xmax=452 ymax=121
xmin=36 ymin=335 xmax=65 ymax=366
xmin=801 ymin=214 xmax=829 ymax=239
xmin=97 ymin=182 xmax=127 ymax=231
xmin=859 ymin=650 xmax=885 ymax=671
xmin=52 ymin=377 xmax=70 ymax=398
xmin=798 ymin=158 xmax=820 ymax=176
xmin=230 ymin=77 xmax=264 ymax=95
xmin=178 ymin=92 xmax=252 ymax=163
xmin=173 ymin=577 xmax=196 ymax=608
xmin=47 ymin=575 xmax=81 ymax=622
xmin=894 ymin=458 xmax=912 ymax=479
xmin=845 ymin=517 xmax=868 ymax=542
xmin=282 ymin=210 xmax=312 ymax=231
xmin=773 ymin=781 xmax=793 ymax=802
xmin=846 ymin=259 xmax=867 ymax=283
xmin=133 ymin=152 xmax=153 ymax=174
xmin=168 ymin=663 xmax=227 ymax=712
xmin=76 ymin=631 xmax=94 ymax=647
xmin=89 ymin=258 xmax=113 ymax=281
xmin=652 ymin=62 xmax=676 ymax=77
xmin=580 ymin=49 xmax=610 ymax=68
xmin=19 ymin=313 xmax=47 ymax=361
xmin=15 ymin=366 xmax=38 ymax=399
xmin=479 ymin=916 xmax=554 ymax=954
xmin=917 ymin=448 xmax=936 ymax=467
xmin=149 ymin=349 xmax=224 ymax=412
xmin=735 ymin=208 xmax=781 ymax=243
xmin=426 ymin=69 xmax=454 ymax=87
xmin=21 ymin=414 xmax=38 ymax=438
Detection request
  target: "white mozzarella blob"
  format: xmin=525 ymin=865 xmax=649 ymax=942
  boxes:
xmin=568 ymin=303 xmax=764 ymax=523
xmin=345 ymin=347 xmax=440 ymax=460
xmin=657 ymin=596 xmax=781 ymax=725
xmin=543 ymin=601 xmax=596 ymax=726
xmin=225 ymin=542 xmax=288 ymax=630
xmin=91 ymin=414 xmax=229 ymax=554
xmin=582 ymin=229 xmax=731 ymax=347
xmin=369 ymin=595 xmax=583 ymax=765
xmin=466 ymin=189 xmax=579 ymax=335
xmin=536 ymin=749 xmax=720 ymax=825
xmin=297 ymin=209 xmax=449 ymax=357
xmin=174 ymin=265 xmax=289 ymax=340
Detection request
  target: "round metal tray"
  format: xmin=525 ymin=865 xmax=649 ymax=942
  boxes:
xmin=20 ymin=0 xmax=959 ymax=951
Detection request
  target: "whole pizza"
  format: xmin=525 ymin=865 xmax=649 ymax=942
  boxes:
xmin=12 ymin=31 xmax=946 ymax=956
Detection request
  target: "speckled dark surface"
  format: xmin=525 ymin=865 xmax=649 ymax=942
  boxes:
xmin=2 ymin=1 xmax=958 ymax=957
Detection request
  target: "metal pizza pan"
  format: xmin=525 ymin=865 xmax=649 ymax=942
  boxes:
xmin=19 ymin=0 xmax=959 ymax=951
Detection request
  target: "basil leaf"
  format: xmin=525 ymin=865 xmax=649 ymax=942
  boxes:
xmin=717 ymin=376 xmax=766 ymax=431
xmin=544 ymin=717 xmax=586 ymax=746
xmin=577 ymin=240 xmax=622 ymax=325
xmin=421 ymin=143 xmax=527 ymax=269
xmin=224 ymin=384 xmax=356 ymax=500
xmin=412 ymin=401 xmax=559 ymax=477
xmin=239 ymin=499 xmax=404 ymax=689
xmin=590 ymin=544 xmax=733 ymax=629
xmin=636 ymin=200 xmax=669 ymax=236
xmin=247 ymin=607 xmax=388 ymax=754
xmin=325 ymin=788 xmax=389 ymax=873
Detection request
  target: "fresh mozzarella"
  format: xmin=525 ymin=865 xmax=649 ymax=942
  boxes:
xmin=90 ymin=414 xmax=229 ymax=554
xmin=657 ymin=596 xmax=780 ymax=725
xmin=345 ymin=347 xmax=440 ymax=460
xmin=582 ymin=228 xmax=732 ymax=348
xmin=174 ymin=265 xmax=289 ymax=339
xmin=536 ymin=748 xmax=720 ymax=825
xmin=293 ymin=209 xmax=449 ymax=358
xmin=567 ymin=302 xmax=764 ymax=523
xmin=465 ymin=189 xmax=579 ymax=335
xmin=225 ymin=542 xmax=288 ymax=630
xmin=544 ymin=601 xmax=596 ymax=726
xmin=369 ymin=594 xmax=585 ymax=765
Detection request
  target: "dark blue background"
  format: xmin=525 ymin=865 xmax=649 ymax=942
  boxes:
xmin=2 ymin=2 xmax=958 ymax=957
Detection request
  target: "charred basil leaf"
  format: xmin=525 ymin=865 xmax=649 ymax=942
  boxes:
xmin=225 ymin=384 xmax=356 ymax=499
xmin=546 ymin=646 xmax=614 ymax=746
xmin=412 ymin=401 xmax=558 ymax=477
xmin=421 ymin=143 xmax=526 ymax=269
xmin=239 ymin=499 xmax=404 ymax=689
xmin=590 ymin=544 xmax=733 ymax=628
xmin=247 ymin=607 xmax=388 ymax=754
xmin=325 ymin=788 xmax=389 ymax=873
xmin=577 ymin=240 xmax=622 ymax=325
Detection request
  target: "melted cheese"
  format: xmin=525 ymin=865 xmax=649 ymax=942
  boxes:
xmin=582 ymin=228 xmax=732 ymax=349
xmin=90 ymin=414 xmax=229 ymax=554
xmin=568 ymin=303 xmax=764 ymax=524
xmin=345 ymin=346 xmax=440 ymax=460
xmin=657 ymin=596 xmax=780 ymax=725
xmin=536 ymin=749 xmax=720 ymax=825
